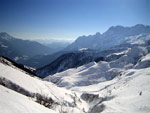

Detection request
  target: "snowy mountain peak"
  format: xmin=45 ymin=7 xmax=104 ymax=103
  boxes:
xmin=66 ymin=24 xmax=150 ymax=51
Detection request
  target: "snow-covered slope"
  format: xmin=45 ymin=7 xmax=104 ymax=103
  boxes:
xmin=0 ymin=60 xmax=88 ymax=113
xmin=45 ymin=46 xmax=150 ymax=113
xmin=71 ymin=67 xmax=150 ymax=113
xmin=36 ymin=50 xmax=104 ymax=78
xmin=0 ymin=85 xmax=57 ymax=113
xmin=45 ymin=45 xmax=149 ymax=88
xmin=134 ymin=53 xmax=150 ymax=69
xmin=101 ymin=68 xmax=150 ymax=113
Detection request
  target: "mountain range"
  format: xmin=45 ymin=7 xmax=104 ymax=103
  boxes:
xmin=1 ymin=24 xmax=150 ymax=69
xmin=21 ymin=24 xmax=150 ymax=69
xmin=66 ymin=24 xmax=150 ymax=51
xmin=36 ymin=33 xmax=150 ymax=78
xmin=0 ymin=25 xmax=150 ymax=112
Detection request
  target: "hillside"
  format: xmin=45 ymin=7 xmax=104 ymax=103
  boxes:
xmin=0 ymin=57 xmax=88 ymax=113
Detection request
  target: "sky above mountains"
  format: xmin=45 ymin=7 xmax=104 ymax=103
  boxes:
xmin=0 ymin=0 xmax=149 ymax=42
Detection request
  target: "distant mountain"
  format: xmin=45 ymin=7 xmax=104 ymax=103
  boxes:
xmin=0 ymin=32 xmax=54 ymax=61
xmin=65 ymin=24 xmax=150 ymax=51
xmin=36 ymin=34 xmax=150 ymax=78
xmin=20 ymin=24 xmax=150 ymax=68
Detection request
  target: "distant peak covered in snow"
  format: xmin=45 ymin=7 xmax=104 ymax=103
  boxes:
xmin=65 ymin=24 xmax=150 ymax=51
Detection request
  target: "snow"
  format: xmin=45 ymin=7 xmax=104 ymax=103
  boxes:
xmin=125 ymin=34 xmax=150 ymax=45
xmin=45 ymin=61 xmax=113 ymax=88
xmin=44 ymin=45 xmax=150 ymax=113
xmin=134 ymin=53 xmax=150 ymax=69
xmin=101 ymin=68 xmax=150 ymax=113
xmin=1 ymin=53 xmax=150 ymax=113
xmin=0 ymin=85 xmax=57 ymax=113
xmin=0 ymin=62 xmax=88 ymax=113
xmin=46 ymin=46 xmax=148 ymax=88
xmin=70 ymin=68 xmax=150 ymax=113
xmin=0 ymin=62 xmax=72 ymax=103
xmin=66 ymin=25 xmax=150 ymax=51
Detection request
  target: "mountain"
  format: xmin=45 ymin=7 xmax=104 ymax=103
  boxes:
xmin=35 ymin=49 xmax=104 ymax=78
xmin=36 ymin=34 xmax=150 ymax=78
xmin=19 ymin=24 xmax=150 ymax=68
xmin=0 ymin=32 xmax=54 ymax=61
xmin=66 ymin=24 xmax=150 ymax=51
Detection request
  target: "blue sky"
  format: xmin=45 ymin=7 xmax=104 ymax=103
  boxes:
xmin=0 ymin=0 xmax=149 ymax=41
